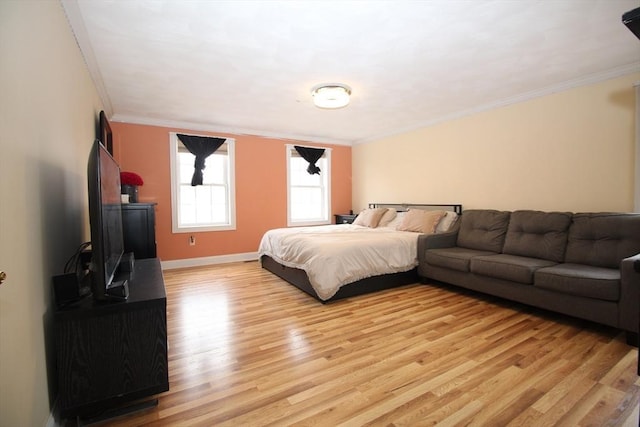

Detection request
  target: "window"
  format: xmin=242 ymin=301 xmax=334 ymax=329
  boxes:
xmin=287 ymin=144 xmax=331 ymax=226
xmin=170 ymin=133 xmax=236 ymax=232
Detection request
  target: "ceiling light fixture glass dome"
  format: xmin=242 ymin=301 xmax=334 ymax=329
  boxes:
xmin=311 ymin=83 xmax=352 ymax=109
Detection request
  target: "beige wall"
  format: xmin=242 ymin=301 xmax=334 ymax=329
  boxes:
xmin=353 ymin=73 xmax=639 ymax=213
xmin=0 ymin=1 xmax=102 ymax=425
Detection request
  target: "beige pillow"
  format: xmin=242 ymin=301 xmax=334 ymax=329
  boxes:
xmin=353 ymin=207 xmax=388 ymax=228
xmin=397 ymin=209 xmax=446 ymax=234
xmin=377 ymin=208 xmax=398 ymax=227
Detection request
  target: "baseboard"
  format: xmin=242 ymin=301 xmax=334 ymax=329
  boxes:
xmin=161 ymin=252 xmax=259 ymax=270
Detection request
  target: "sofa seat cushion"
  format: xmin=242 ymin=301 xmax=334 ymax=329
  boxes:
xmin=425 ymin=247 xmax=498 ymax=272
xmin=534 ymin=263 xmax=620 ymax=301
xmin=470 ymin=254 xmax=557 ymax=284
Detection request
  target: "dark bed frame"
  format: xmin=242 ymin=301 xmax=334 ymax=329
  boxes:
xmin=261 ymin=203 xmax=463 ymax=303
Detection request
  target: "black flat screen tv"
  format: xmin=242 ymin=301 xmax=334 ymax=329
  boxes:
xmin=87 ymin=139 xmax=128 ymax=301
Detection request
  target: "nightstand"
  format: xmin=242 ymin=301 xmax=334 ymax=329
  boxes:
xmin=335 ymin=214 xmax=357 ymax=224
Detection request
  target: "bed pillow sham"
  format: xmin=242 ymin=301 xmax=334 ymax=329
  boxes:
xmin=383 ymin=211 xmax=406 ymax=229
xmin=377 ymin=208 xmax=398 ymax=227
xmin=352 ymin=207 xmax=388 ymax=228
xmin=435 ymin=211 xmax=458 ymax=233
xmin=396 ymin=209 xmax=446 ymax=234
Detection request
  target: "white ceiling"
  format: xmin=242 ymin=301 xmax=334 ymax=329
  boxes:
xmin=62 ymin=0 xmax=640 ymax=146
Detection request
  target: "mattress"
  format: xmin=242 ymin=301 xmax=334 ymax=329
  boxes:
xmin=258 ymin=224 xmax=420 ymax=300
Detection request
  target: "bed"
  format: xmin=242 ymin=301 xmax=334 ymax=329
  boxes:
xmin=259 ymin=203 xmax=463 ymax=302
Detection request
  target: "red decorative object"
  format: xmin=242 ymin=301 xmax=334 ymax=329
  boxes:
xmin=120 ymin=171 xmax=144 ymax=186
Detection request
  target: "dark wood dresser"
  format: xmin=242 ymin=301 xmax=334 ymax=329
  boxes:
xmin=121 ymin=203 xmax=157 ymax=259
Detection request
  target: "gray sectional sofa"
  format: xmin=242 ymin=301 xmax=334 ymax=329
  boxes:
xmin=418 ymin=209 xmax=640 ymax=342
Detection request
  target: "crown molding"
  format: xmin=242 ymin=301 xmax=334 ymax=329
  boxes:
xmin=111 ymin=114 xmax=354 ymax=146
xmin=60 ymin=0 xmax=113 ymax=117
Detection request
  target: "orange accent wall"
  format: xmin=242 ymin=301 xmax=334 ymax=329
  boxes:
xmin=110 ymin=122 xmax=352 ymax=261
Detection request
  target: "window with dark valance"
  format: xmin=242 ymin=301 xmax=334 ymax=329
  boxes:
xmin=177 ymin=134 xmax=226 ymax=186
xmin=294 ymin=145 xmax=325 ymax=175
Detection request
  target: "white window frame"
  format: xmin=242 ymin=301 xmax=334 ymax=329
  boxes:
xmin=286 ymin=144 xmax=332 ymax=227
xmin=169 ymin=132 xmax=236 ymax=233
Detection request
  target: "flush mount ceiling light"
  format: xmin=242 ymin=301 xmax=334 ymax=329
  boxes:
xmin=311 ymin=83 xmax=352 ymax=109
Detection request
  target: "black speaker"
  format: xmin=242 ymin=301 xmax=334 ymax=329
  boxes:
xmin=623 ymin=7 xmax=640 ymax=40
xmin=52 ymin=273 xmax=80 ymax=308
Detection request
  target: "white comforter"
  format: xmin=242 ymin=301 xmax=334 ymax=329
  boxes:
xmin=258 ymin=224 xmax=420 ymax=300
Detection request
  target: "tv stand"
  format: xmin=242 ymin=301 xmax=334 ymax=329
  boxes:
xmin=54 ymin=258 xmax=169 ymax=420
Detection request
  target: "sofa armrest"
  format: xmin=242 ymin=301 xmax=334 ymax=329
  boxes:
xmin=417 ymin=231 xmax=458 ymax=264
xmin=418 ymin=231 xmax=458 ymax=250
xmin=619 ymin=253 xmax=640 ymax=333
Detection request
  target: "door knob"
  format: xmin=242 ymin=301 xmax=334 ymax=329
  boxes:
xmin=0 ymin=271 xmax=6 ymax=285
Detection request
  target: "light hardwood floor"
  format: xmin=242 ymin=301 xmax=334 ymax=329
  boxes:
xmin=101 ymin=261 xmax=639 ymax=426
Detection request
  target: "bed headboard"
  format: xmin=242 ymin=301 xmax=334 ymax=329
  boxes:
xmin=368 ymin=203 xmax=463 ymax=215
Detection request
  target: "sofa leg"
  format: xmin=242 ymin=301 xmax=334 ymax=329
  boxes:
xmin=625 ymin=331 xmax=638 ymax=347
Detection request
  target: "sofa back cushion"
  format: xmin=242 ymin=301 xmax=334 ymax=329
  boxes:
xmin=565 ymin=213 xmax=640 ymax=268
xmin=502 ymin=210 xmax=572 ymax=262
xmin=456 ymin=210 xmax=511 ymax=253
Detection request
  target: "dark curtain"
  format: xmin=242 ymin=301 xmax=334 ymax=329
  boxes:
xmin=177 ymin=134 xmax=226 ymax=186
xmin=294 ymin=146 xmax=325 ymax=175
